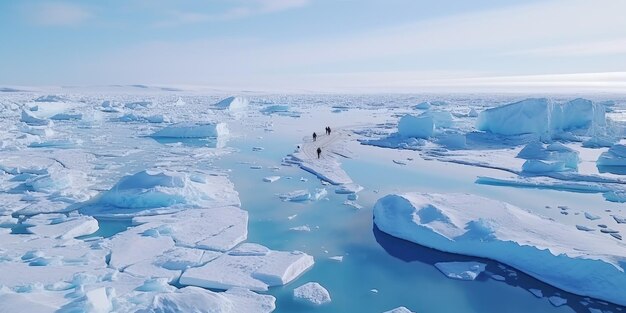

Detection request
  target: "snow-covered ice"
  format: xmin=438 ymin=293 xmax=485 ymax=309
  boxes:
xmin=374 ymin=192 xmax=626 ymax=306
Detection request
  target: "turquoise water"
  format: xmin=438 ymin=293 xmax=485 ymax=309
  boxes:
xmin=213 ymin=125 xmax=623 ymax=313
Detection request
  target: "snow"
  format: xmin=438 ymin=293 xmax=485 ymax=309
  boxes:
xmin=180 ymin=250 xmax=314 ymax=292
xmin=293 ymin=282 xmax=331 ymax=305
xmin=373 ymin=192 xmax=626 ymax=306
xmin=434 ymin=261 xmax=486 ymax=281
xmin=151 ymin=122 xmax=229 ymax=138
xmin=477 ymin=98 xmax=606 ymax=138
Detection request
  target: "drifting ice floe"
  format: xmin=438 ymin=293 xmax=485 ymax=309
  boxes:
xmin=373 ymin=192 xmax=626 ymax=306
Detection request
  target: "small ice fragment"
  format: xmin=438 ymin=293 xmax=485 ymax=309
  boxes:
xmin=585 ymin=212 xmax=601 ymax=220
xmin=576 ymin=225 xmax=595 ymax=232
xmin=290 ymin=225 xmax=311 ymax=232
xmin=548 ymin=296 xmax=567 ymax=307
xmin=288 ymin=214 xmax=297 ymax=220
xmin=529 ymin=289 xmax=543 ymax=298
xmin=293 ymin=282 xmax=331 ymax=305
xmin=263 ymin=176 xmax=281 ymax=183
xmin=329 ymin=256 xmax=343 ymax=262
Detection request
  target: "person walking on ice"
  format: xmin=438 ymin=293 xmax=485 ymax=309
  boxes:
xmin=328 ymin=127 xmax=331 ymax=135
xmin=325 ymin=127 xmax=329 ymax=135
xmin=317 ymin=147 xmax=322 ymax=159
xmin=313 ymin=132 xmax=317 ymax=141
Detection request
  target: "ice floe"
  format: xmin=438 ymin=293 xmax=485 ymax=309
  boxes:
xmin=434 ymin=261 xmax=486 ymax=281
xmin=374 ymin=192 xmax=626 ymax=305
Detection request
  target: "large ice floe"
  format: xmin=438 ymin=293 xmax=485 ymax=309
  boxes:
xmin=284 ymin=130 xmax=355 ymax=186
xmin=477 ymin=98 xmax=607 ymax=138
xmin=373 ymin=192 xmax=626 ymax=306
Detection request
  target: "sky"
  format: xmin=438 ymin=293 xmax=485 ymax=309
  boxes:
xmin=1 ymin=0 xmax=626 ymax=92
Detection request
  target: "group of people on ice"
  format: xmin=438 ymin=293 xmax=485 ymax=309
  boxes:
xmin=312 ymin=126 xmax=332 ymax=158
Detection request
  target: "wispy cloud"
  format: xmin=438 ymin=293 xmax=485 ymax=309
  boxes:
xmin=503 ymin=38 xmax=626 ymax=57
xmin=155 ymin=0 xmax=310 ymax=27
xmin=24 ymin=2 xmax=93 ymax=26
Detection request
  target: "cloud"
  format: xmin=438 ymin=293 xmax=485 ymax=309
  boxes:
xmin=25 ymin=2 xmax=92 ymax=26
xmin=503 ymin=38 xmax=626 ymax=57
xmin=155 ymin=0 xmax=310 ymax=27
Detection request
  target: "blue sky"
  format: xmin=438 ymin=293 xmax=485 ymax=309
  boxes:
xmin=1 ymin=0 xmax=626 ymax=92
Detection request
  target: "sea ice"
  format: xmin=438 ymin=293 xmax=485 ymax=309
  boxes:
xmin=373 ymin=192 xmax=626 ymax=306
xmin=180 ymin=249 xmax=314 ymax=291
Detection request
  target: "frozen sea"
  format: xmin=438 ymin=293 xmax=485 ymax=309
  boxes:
xmin=1 ymin=89 xmax=626 ymax=312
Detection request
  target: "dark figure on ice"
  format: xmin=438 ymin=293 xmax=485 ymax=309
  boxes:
xmin=317 ymin=147 xmax=322 ymax=159
xmin=327 ymin=127 xmax=332 ymax=135
xmin=313 ymin=132 xmax=317 ymax=141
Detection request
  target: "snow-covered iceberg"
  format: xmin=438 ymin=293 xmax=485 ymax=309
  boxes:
xmin=477 ymin=98 xmax=606 ymax=138
xmin=373 ymin=192 xmax=626 ymax=306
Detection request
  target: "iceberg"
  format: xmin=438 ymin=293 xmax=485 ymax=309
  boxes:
xmin=597 ymin=144 xmax=626 ymax=167
xmin=373 ymin=192 xmax=626 ymax=306
xmin=293 ymin=282 xmax=331 ymax=305
xmin=151 ymin=122 xmax=228 ymax=138
xmin=397 ymin=115 xmax=433 ymax=139
xmin=215 ymin=96 xmax=249 ymax=111
xmin=21 ymin=110 xmax=52 ymax=126
xmin=477 ymin=98 xmax=606 ymax=138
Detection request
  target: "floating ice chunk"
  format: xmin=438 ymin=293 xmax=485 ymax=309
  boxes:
xmin=434 ymin=262 xmax=486 ymax=281
xmin=280 ymin=190 xmax=311 ymax=202
xmin=21 ymin=110 xmax=52 ymax=126
xmin=214 ymin=96 xmax=249 ymax=111
xmin=180 ymin=250 xmax=314 ymax=291
xmin=529 ymin=288 xmax=543 ymax=298
xmin=584 ymin=212 xmax=601 ymax=220
xmin=383 ymin=307 xmax=415 ymax=313
xmin=96 ymin=170 xmax=239 ymax=211
xmin=312 ymin=188 xmax=327 ymax=201
xmin=293 ymin=282 xmax=331 ymax=305
xmin=397 ymin=114 xmax=434 ymax=139
xmin=548 ymin=295 xmax=567 ymax=307
xmin=329 ymin=256 xmax=343 ymax=262
xmin=373 ymin=192 xmax=626 ymax=306
xmin=27 ymin=215 xmax=98 ymax=239
xmin=517 ymin=141 xmax=579 ymax=171
xmin=261 ymin=105 xmax=290 ymax=115
xmin=613 ymin=215 xmax=626 ymax=224
xmin=290 ymin=225 xmax=311 ymax=232
xmin=335 ymin=183 xmax=363 ymax=194
xmin=151 ymin=122 xmax=228 ymax=138
xmin=263 ymin=176 xmax=280 ymax=183
xmin=576 ymin=225 xmax=595 ymax=232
